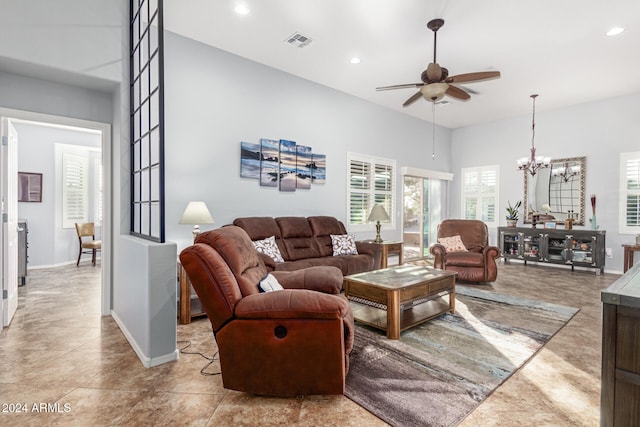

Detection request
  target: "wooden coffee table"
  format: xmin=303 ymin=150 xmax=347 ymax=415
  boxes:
xmin=343 ymin=265 xmax=456 ymax=339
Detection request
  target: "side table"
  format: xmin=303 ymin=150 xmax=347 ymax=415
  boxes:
xmin=622 ymin=244 xmax=640 ymax=273
xmin=178 ymin=263 xmax=205 ymax=324
xmin=378 ymin=241 xmax=404 ymax=268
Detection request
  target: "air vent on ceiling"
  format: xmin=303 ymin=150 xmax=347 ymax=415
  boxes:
xmin=285 ymin=32 xmax=312 ymax=48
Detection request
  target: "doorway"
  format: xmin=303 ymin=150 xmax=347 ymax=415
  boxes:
xmin=401 ymin=171 xmax=451 ymax=261
xmin=0 ymin=108 xmax=111 ymax=331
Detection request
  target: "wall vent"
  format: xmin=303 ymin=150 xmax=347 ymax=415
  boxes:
xmin=285 ymin=32 xmax=312 ymax=48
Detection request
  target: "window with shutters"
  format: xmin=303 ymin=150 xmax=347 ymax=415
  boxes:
xmin=94 ymin=157 xmax=103 ymax=225
xmin=347 ymin=153 xmax=395 ymax=231
xmin=58 ymin=144 xmax=101 ymax=229
xmin=461 ymin=165 xmax=499 ymax=227
xmin=62 ymin=152 xmax=89 ymax=228
xmin=620 ymin=152 xmax=640 ymax=234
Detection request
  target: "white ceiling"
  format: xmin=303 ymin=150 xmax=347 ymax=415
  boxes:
xmin=164 ymin=0 xmax=640 ymax=129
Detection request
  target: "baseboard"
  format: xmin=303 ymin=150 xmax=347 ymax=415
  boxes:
xmin=27 ymin=258 xmax=101 ymax=270
xmin=499 ymin=258 xmax=620 ymax=275
xmin=111 ymin=310 xmax=179 ymax=368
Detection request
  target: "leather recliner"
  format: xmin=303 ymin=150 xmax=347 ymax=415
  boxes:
xmin=429 ymin=219 xmax=501 ymax=283
xmin=179 ymin=225 xmax=354 ymax=396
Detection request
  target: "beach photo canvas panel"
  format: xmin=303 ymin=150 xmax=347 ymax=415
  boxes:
xmin=240 ymin=141 xmax=260 ymax=179
xmin=311 ymin=153 xmax=326 ymax=184
xmin=296 ymin=145 xmax=312 ymax=190
xmin=260 ymin=138 xmax=279 ymax=187
xmin=279 ymin=139 xmax=297 ymax=192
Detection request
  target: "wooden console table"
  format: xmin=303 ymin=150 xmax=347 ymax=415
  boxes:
xmin=178 ymin=263 xmax=205 ymax=324
xmin=622 ymin=244 xmax=640 ymax=273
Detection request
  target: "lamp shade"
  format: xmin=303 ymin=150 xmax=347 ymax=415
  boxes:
xmin=179 ymin=201 xmax=215 ymax=225
xmin=368 ymin=204 xmax=390 ymax=222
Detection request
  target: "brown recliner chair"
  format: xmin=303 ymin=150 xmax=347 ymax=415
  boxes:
xmin=429 ymin=219 xmax=501 ymax=283
xmin=179 ymin=226 xmax=354 ymax=396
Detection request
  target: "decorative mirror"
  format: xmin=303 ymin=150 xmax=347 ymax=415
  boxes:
xmin=524 ymin=156 xmax=586 ymax=225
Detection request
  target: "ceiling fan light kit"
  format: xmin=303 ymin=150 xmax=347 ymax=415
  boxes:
xmin=420 ymin=82 xmax=448 ymax=102
xmin=517 ymin=94 xmax=550 ymax=177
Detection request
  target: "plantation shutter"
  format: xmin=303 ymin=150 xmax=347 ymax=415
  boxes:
xmin=349 ymin=160 xmax=370 ymax=225
xmin=621 ymin=153 xmax=640 ymax=233
xmin=374 ymin=163 xmax=393 ymax=219
xmin=63 ymin=152 xmax=89 ymax=228
xmin=95 ymin=158 xmax=103 ymax=225
xmin=347 ymin=153 xmax=396 ymax=229
xmin=461 ymin=166 xmax=499 ymax=226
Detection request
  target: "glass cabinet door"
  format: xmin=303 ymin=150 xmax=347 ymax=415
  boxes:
xmin=523 ymin=233 xmax=542 ymax=260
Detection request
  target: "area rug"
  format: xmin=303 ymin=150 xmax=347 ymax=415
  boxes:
xmin=344 ymin=286 xmax=579 ymax=427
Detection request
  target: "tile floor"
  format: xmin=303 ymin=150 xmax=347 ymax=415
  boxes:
xmin=0 ymin=261 xmax=616 ymax=426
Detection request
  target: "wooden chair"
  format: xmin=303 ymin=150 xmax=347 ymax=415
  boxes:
xmin=75 ymin=222 xmax=101 ymax=266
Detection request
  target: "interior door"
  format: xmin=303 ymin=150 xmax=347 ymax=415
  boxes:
xmin=402 ymin=175 xmax=447 ymax=260
xmin=1 ymin=117 xmax=19 ymax=326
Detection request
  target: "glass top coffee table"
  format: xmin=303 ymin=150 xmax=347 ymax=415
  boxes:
xmin=343 ymin=264 xmax=456 ymax=339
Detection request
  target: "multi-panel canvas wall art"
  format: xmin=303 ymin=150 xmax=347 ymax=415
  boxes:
xmin=279 ymin=139 xmax=297 ymax=192
xmin=240 ymin=139 xmax=326 ymax=192
xmin=259 ymin=138 xmax=279 ymax=187
xmin=296 ymin=145 xmax=312 ymax=190
xmin=311 ymin=154 xmax=326 ymax=184
xmin=240 ymin=141 xmax=261 ymax=179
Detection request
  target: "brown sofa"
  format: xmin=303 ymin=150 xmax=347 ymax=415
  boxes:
xmin=233 ymin=216 xmax=381 ymax=275
xmin=180 ymin=226 xmax=354 ymax=395
xmin=429 ymin=219 xmax=501 ymax=283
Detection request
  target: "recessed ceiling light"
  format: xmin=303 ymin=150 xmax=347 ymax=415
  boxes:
xmin=350 ymin=57 xmax=362 ymax=64
xmin=606 ymin=27 xmax=624 ymax=36
xmin=234 ymin=3 xmax=250 ymax=15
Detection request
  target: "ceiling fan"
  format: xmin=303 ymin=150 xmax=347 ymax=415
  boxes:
xmin=376 ymin=18 xmax=501 ymax=106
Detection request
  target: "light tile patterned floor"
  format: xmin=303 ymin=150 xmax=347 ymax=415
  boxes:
xmin=0 ymin=261 xmax=616 ymax=426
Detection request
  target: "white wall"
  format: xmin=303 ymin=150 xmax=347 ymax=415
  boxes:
xmin=163 ymin=31 xmax=452 ymax=250
xmin=451 ymin=92 xmax=640 ymax=273
xmin=14 ymin=122 xmax=101 ymax=267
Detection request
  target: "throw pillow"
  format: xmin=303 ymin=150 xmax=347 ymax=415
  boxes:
xmin=331 ymin=234 xmax=358 ymax=256
xmin=258 ymin=274 xmax=284 ymax=292
xmin=438 ymin=235 xmax=468 ymax=253
xmin=252 ymin=236 xmax=284 ymax=263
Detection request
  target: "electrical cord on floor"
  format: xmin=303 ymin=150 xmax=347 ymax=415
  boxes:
xmin=177 ymin=340 xmax=221 ymax=376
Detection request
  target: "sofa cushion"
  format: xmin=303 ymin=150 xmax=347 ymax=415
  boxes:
xmin=277 ymin=217 xmax=321 ymax=261
xmin=273 ymin=255 xmax=375 ymax=276
xmin=234 ymin=217 xmax=282 ymax=240
xmin=234 ymin=217 xmax=288 ymax=260
xmin=309 ymin=216 xmax=347 ymax=257
xmin=252 ymin=236 xmax=284 ymax=263
xmin=331 ymin=234 xmax=358 ymax=256
xmin=444 ymin=251 xmax=484 ymax=267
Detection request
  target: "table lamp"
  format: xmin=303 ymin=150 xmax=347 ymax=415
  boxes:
xmin=179 ymin=201 xmax=215 ymax=241
xmin=368 ymin=204 xmax=390 ymax=244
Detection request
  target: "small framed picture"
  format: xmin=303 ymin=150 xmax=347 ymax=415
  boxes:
xmin=544 ymin=221 xmax=556 ymax=229
xmin=18 ymin=172 xmax=42 ymax=202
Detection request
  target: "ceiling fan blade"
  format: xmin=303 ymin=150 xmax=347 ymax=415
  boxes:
xmin=445 ymin=85 xmax=471 ymax=100
xmin=446 ymin=71 xmax=501 ymax=84
xmin=376 ymin=83 xmax=423 ymax=91
xmin=402 ymin=91 xmax=423 ymax=107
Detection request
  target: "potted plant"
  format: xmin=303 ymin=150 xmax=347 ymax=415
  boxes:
xmin=506 ymin=200 xmax=521 ymax=227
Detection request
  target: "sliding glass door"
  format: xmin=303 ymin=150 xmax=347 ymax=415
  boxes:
xmin=402 ymin=174 xmax=448 ymax=260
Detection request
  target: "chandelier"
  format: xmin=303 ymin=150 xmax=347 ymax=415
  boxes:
xmin=517 ymin=94 xmax=550 ymax=176
xmin=552 ymin=161 xmax=580 ymax=182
